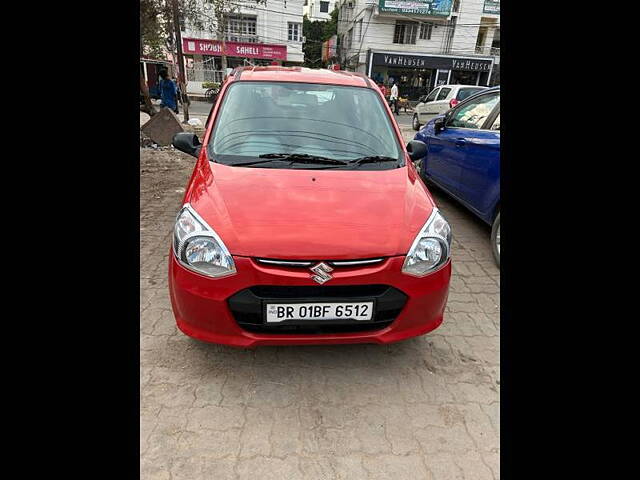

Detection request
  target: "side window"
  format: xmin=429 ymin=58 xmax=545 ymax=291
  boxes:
xmin=491 ymin=113 xmax=500 ymax=131
xmin=424 ymin=88 xmax=439 ymax=102
xmin=437 ymin=87 xmax=452 ymax=101
xmin=447 ymin=93 xmax=500 ymax=129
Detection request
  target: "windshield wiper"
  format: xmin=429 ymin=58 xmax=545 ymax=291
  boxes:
xmin=258 ymin=153 xmax=349 ymax=165
xmin=348 ymin=156 xmax=399 ymax=165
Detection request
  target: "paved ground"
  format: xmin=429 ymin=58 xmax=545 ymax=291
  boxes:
xmin=140 ymin=130 xmax=499 ymax=479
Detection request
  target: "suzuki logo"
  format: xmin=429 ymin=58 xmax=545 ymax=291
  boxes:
xmin=310 ymin=262 xmax=333 ymax=284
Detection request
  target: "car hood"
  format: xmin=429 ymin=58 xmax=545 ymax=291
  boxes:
xmin=186 ymin=160 xmax=435 ymax=259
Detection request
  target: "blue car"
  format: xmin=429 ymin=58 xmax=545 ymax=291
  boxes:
xmin=413 ymin=86 xmax=500 ymax=265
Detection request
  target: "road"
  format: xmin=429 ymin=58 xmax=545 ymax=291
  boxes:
xmin=140 ymin=129 xmax=499 ymax=479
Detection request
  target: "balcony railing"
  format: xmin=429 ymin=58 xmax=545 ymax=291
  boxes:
xmin=224 ymin=34 xmax=259 ymax=44
xmin=475 ymin=45 xmax=500 ymax=56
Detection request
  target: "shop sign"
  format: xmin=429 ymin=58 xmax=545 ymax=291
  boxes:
xmin=182 ymin=38 xmax=287 ymax=60
xmin=378 ymin=0 xmax=453 ymax=16
xmin=372 ymin=53 xmax=492 ymax=71
xmin=483 ymin=0 xmax=500 ymax=14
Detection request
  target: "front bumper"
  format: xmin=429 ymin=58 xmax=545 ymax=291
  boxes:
xmin=168 ymin=253 xmax=451 ymax=348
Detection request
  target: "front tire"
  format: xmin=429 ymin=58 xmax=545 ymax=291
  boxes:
xmin=412 ymin=113 xmax=421 ymax=131
xmin=491 ymin=211 xmax=500 ymax=267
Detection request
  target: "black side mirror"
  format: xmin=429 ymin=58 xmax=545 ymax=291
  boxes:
xmin=434 ymin=117 xmax=445 ymax=134
xmin=172 ymin=132 xmax=202 ymax=157
xmin=406 ymin=140 xmax=427 ymax=161
xmin=419 ymin=96 xmax=427 ymax=103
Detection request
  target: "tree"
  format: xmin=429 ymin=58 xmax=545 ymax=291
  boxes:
xmin=302 ymin=7 xmax=338 ymax=68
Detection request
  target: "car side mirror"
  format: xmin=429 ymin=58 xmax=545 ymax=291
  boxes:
xmin=419 ymin=96 xmax=427 ymax=103
xmin=406 ymin=140 xmax=427 ymax=161
xmin=172 ymin=132 xmax=202 ymax=158
xmin=434 ymin=117 xmax=445 ymax=134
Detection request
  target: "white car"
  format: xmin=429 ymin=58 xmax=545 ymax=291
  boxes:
xmin=412 ymin=84 xmax=489 ymax=130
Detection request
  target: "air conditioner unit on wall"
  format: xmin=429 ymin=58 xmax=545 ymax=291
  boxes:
xmin=347 ymin=1 xmax=354 ymax=8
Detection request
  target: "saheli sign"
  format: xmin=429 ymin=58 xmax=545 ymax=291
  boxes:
xmin=182 ymin=38 xmax=287 ymax=60
xmin=378 ymin=0 xmax=453 ymax=16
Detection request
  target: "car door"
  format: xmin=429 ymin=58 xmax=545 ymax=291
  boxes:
xmin=457 ymin=106 xmax=500 ymax=220
xmin=431 ymin=86 xmax=453 ymax=116
xmin=418 ymin=87 xmax=440 ymax=122
xmin=424 ymin=91 xmax=500 ymax=198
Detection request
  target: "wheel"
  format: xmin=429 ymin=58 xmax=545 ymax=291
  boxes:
xmin=412 ymin=113 xmax=421 ymax=131
xmin=491 ymin=211 xmax=500 ymax=267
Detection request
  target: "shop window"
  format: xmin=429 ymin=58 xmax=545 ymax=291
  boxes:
xmin=437 ymin=87 xmax=452 ymax=100
xmin=288 ymin=22 xmax=302 ymax=42
xmin=320 ymin=1 xmax=329 ymax=12
xmin=393 ymin=21 xmax=418 ymax=44
xmin=419 ymin=23 xmax=433 ymax=40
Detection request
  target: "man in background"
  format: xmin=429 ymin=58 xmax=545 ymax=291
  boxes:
xmin=159 ymin=69 xmax=178 ymax=115
xmin=390 ymin=81 xmax=399 ymax=115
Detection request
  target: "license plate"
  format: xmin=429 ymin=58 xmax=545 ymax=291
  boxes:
xmin=265 ymin=302 xmax=374 ymax=323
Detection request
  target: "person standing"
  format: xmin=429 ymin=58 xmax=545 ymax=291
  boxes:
xmin=159 ymin=69 xmax=179 ymax=115
xmin=390 ymin=81 xmax=399 ymax=115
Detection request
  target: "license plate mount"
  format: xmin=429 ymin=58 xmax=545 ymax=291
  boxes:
xmin=263 ymin=299 xmax=375 ymax=324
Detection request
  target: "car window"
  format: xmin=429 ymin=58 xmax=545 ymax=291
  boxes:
xmin=437 ymin=87 xmax=452 ymax=101
xmin=424 ymin=88 xmax=439 ymax=102
xmin=447 ymin=93 xmax=500 ymax=129
xmin=456 ymin=87 xmax=485 ymax=101
xmin=491 ymin=113 xmax=500 ymax=131
xmin=210 ymin=81 xmax=402 ymax=164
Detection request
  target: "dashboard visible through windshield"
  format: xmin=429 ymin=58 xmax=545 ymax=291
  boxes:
xmin=208 ymin=81 xmax=403 ymax=170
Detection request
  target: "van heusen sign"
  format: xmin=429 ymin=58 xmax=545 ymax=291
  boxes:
xmin=182 ymin=38 xmax=287 ymax=60
xmin=372 ymin=53 xmax=493 ymax=72
xmin=483 ymin=0 xmax=500 ymax=14
xmin=378 ymin=0 xmax=453 ymax=16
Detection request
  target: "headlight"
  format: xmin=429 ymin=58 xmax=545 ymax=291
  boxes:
xmin=172 ymin=204 xmax=236 ymax=278
xmin=402 ymin=208 xmax=452 ymax=276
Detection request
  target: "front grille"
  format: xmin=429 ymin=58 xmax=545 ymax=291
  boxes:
xmin=255 ymin=258 xmax=385 ymax=268
xmin=227 ymin=285 xmax=408 ymax=334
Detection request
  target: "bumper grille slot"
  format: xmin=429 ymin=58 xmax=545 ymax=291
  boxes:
xmin=227 ymin=284 xmax=407 ymax=335
xmin=256 ymin=258 xmax=384 ymax=268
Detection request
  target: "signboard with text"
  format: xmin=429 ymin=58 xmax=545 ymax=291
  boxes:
xmin=483 ymin=0 xmax=500 ymax=14
xmin=182 ymin=38 xmax=287 ymax=61
xmin=378 ymin=0 xmax=453 ymax=16
xmin=372 ymin=53 xmax=493 ymax=72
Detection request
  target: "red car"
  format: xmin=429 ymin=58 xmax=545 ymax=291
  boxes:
xmin=169 ymin=67 xmax=451 ymax=348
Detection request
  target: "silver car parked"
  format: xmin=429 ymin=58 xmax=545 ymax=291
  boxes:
xmin=412 ymin=84 xmax=488 ymax=130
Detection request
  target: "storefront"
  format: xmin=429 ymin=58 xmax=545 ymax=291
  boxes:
xmin=182 ymin=38 xmax=289 ymax=94
xmin=366 ymin=51 xmax=494 ymax=101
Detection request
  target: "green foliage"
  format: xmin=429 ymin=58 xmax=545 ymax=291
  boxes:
xmin=202 ymin=82 xmax=221 ymax=89
xmin=302 ymin=6 xmax=339 ymax=68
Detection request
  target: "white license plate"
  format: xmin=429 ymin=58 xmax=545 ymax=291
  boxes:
xmin=265 ymin=302 xmax=374 ymax=323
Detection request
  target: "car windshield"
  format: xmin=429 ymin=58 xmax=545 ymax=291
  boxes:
xmin=457 ymin=88 xmax=486 ymax=101
xmin=209 ymin=81 xmax=402 ymax=168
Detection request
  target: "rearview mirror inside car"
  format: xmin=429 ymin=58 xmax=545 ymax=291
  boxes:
xmin=406 ymin=140 xmax=427 ymax=161
xmin=172 ymin=132 xmax=202 ymax=158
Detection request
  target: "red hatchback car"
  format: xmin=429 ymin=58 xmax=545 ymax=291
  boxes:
xmin=169 ymin=67 xmax=451 ymax=348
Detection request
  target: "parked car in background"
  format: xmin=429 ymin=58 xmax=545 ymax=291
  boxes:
xmin=413 ymin=86 xmax=500 ymax=265
xmin=169 ymin=66 xmax=452 ymax=347
xmin=412 ymin=85 xmax=488 ymax=131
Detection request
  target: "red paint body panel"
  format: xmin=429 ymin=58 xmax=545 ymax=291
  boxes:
xmin=169 ymin=255 xmax=451 ymax=348
xmin=169 ymin=67 xmax=451 ymax=347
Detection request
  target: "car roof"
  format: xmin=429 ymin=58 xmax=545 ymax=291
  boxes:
xmin=228 ymin=66 xmax=372 ymax=88
xmin=437 ymin=84 xmax=489 ymax=89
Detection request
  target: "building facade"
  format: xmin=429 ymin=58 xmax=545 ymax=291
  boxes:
xmin=181 ymin=0 xmax=305 ymax=95
xmin=336 ymin=0 xmax=500 ymax=100
xmin=303 ymin=0 xmax=337 ymax=21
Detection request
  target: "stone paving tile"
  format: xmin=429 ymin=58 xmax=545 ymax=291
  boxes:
xmin=140 ymin=145 xmax=500 ymax=479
